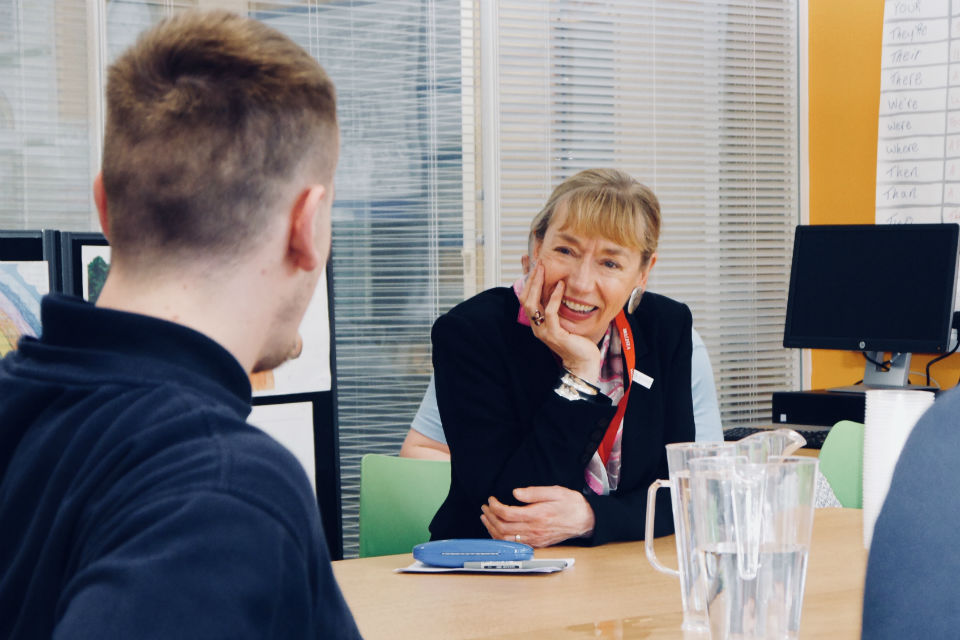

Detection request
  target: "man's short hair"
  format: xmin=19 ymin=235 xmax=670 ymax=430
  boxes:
xmin=102 ymin=10 xmax=338 ymax=268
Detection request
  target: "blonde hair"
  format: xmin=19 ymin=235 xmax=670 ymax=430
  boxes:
xmin=530 ymin=169 xmax=660 ymax=267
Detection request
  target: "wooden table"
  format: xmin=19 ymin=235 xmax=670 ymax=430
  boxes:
xmin=333 ymin=508 xmax=866 ymax=639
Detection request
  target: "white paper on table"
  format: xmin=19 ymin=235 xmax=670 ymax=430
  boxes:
xmin=396 ymin=559 xmax=575 ymax=574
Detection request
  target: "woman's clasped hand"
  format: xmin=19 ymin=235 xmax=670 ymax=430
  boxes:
xmin=480 ymin=486 xmax=596 ymax=547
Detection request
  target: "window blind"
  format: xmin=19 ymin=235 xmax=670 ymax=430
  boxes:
xmin=258 ymin=0 xmax=474 ymax=557
xmin=105 ymin=1 xmax=196 ymax=61
xmin=489 ymin=0 xmax=801 ymax=428
xmin=0 ymin=1 xmax=98 ymax=231
xmin=0 ymin=0 xmax=202 ymax=233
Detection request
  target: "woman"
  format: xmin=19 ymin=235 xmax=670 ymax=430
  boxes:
xmin=429 ymin=169 xmax=695 ymax=547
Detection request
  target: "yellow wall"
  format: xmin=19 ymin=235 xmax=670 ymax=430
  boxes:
xmin=808 ymin=0 xmax=960 ymax=391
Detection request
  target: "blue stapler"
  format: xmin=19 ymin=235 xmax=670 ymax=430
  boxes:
xmin=413 ymin=538 xmax=534 ymax=568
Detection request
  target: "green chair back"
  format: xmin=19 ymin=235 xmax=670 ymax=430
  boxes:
xmin=358 ymin=454 xmax=451 ymax=558
xmin=818 ymin=420 xmax=864 ymax=508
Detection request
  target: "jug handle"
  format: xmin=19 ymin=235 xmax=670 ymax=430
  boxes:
xmin=645 ymin=479 xmax=680 ymax=577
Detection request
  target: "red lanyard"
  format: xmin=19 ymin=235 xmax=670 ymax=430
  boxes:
xmin=597 ymin=310 xmax=635 ymax=465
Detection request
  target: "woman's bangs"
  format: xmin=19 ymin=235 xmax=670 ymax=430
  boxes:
xmin=558 ymin=191 xmax=646 ymax=252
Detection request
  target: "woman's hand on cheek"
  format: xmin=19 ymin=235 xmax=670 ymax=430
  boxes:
xmin=479 ymin=486 xmax=596 ymax=548
xmin=522 ymin=264 xmax=602 ymax=384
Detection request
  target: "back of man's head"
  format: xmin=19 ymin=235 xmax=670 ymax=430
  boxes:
xmin=101 ymin=11 xmax=337 ymax=272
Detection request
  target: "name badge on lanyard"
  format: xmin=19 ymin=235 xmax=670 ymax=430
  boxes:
xmin=632 ymin=369 xmax=654 ymax=389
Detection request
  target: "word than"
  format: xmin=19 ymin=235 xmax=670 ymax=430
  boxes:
xmin=881 ymin=185 xmax=918 ymax=201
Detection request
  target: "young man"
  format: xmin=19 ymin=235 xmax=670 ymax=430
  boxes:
xmin=0 ymin=11 xmax=361 ymax=639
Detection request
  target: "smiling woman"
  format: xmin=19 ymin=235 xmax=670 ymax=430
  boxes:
xmin=429 ymin=169 xmax=695 ymax=547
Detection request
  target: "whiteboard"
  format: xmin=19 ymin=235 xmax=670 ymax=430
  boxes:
xmin=876 ymin=0 xmax=960 ymax=308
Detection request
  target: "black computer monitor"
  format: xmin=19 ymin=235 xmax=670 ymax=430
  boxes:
xmin=783 ymin=223 xmax=960 ymax=391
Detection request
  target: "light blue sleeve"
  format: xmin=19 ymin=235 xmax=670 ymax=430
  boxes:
xmin=691 ymin=327 xmax=723 ymax=442
xmin=415 ymin=329 xmax=723 ymax=445
xmin=410 ymin=373 xmax=447 ymax=444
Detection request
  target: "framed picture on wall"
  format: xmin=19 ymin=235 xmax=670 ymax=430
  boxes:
xmin=249 ymin=389 xmax=343 ymax=559
xmin=0 ymin=230 xmax=60 ymax=357
xmin=59 ymin=232 xmax=110 ymax=302
xmin=250 ymin=269 xmax=332 ymax=397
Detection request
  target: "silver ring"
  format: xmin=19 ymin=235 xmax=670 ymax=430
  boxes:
xmin=514 ymin=533 xmax=521 ymax=543
xmin=531 ymin=311 xmax=545 ymax=326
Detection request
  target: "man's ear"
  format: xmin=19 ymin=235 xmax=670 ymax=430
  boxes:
xmin=93 ymin=172 xmax=109 ymax=240
xmin=288 ymin=184 xmax=327 ymax=272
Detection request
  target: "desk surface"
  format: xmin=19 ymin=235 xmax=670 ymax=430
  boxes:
xmin=333 ymin=508 xmax=866 ymax=639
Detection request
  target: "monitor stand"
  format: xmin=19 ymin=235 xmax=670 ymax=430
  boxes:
xmin=827 ymin=351 xmax=938 ymax=393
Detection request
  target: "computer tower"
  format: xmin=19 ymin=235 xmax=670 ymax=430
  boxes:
xmin=771 ymin=390 xmax=865 ymax=427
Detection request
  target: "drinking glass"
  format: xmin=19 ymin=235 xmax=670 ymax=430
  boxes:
xmin=688 ymin=456 xmax=818 ymax=640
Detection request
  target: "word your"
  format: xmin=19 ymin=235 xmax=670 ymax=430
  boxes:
xmin=891 ymin=1 xmax=920 ymax=17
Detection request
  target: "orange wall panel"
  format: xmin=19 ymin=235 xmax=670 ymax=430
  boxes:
xmin=808 ymin=0 xmax=960 ymax=391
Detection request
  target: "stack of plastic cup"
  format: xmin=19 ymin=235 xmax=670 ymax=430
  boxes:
xmin=862 ymin=389 xmax=935 ymax=548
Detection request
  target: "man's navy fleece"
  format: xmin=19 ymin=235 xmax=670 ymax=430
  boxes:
xmin=0 ymin=295 xmax=361 ymax=639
